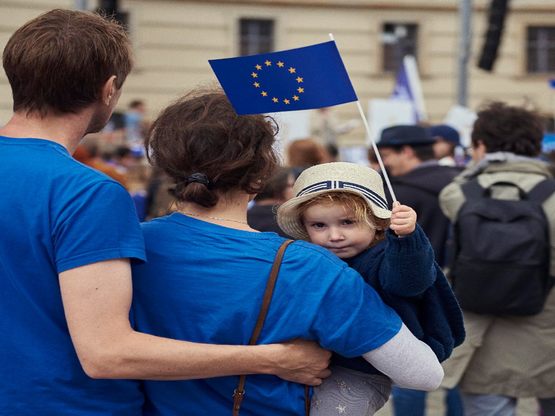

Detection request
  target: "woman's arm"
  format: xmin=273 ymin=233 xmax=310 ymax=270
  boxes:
xmin=59 ymin=258 xmax=331 ymax=384
xmin=362 ymin=323 xmax=443 ymax=391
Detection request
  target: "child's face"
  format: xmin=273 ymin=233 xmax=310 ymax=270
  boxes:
xmin=302 ymin=202 xmax=376 ymax=259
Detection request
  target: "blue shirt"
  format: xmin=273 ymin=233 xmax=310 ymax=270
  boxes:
xmin=0 ymin=137 xmax=146 ymax=415
xmin=132 ymin=213 xmax=402 ymax=416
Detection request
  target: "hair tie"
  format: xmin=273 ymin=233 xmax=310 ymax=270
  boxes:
xmin=185 ymin=172 xmax=211 ymax=187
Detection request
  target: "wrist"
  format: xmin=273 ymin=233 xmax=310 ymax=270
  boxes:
xmin=250 ymin=343 xmax=283 ymax=375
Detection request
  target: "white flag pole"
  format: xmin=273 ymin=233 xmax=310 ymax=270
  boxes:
xmin=328 ymin=33 xmax=397 ymax=203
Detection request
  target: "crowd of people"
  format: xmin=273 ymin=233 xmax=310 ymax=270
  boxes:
xmin=1 ymin=7 xmax=555 ymax=416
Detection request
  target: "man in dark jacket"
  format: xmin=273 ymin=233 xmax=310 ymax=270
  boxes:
xmin=376 ymin=125 xmax=463 ymax=416
xmin=377 ymin=125 xmax=460 ymax=268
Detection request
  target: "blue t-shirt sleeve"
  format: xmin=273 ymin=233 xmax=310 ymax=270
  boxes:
xmin=53 ymin=181 xmax=146 ymax=273
xmin=311 ymin=265 xmax=402 ymax=358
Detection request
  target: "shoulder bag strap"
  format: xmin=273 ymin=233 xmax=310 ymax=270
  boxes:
xmin=234 ymin=239 xmax=309 ymax=416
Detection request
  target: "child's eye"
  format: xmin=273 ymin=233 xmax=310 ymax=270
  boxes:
xmin=342 ymin=219 xmax=356 ymax=225
xmin=310 ymin=222 xmax=326 ymax=229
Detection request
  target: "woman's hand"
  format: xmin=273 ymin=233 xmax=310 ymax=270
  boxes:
xmin=389 ymin=201 xmax=417 ymax=237
xmin=270 ymin=339 xmax=331 ymax=385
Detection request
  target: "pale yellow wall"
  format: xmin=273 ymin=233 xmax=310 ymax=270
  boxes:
xmin=1 ymin=0 xmax=554 ymax=145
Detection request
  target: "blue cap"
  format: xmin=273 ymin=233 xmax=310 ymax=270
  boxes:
xmin=377 ymin=125 xmax=435 ymax=148
xmin=429 ymin=124 xmax=460 ymax=146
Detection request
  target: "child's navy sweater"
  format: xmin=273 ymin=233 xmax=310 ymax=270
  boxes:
xmin=332 ymin=225 xmax=465 ymax=374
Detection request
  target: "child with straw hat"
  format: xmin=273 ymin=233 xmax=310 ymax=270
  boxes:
xmin=277 ymin=162 xmax=464 ymax=416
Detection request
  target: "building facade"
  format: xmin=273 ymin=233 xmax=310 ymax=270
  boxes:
xmin=1 ymin=0 xmax=554 ymax=145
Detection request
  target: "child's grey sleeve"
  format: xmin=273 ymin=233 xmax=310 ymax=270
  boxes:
xmin=362 ymin=323 xmax=444 ymax=391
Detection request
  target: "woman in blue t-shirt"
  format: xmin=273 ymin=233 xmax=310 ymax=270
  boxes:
xmin=131 ymin=88 xmax=444 ymax=415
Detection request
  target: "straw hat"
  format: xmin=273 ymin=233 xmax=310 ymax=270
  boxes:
xmin=277 ymin=162 xmax=391 ymax=240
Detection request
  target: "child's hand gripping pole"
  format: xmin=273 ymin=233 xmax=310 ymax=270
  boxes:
xmin=389 ymin=201 xmax=417 ymax=237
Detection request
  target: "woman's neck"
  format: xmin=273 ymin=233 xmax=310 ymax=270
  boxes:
xmin=177 ymin=193 xmax=257 ymax=232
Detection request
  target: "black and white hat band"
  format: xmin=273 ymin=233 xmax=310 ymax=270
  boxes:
xmin=298 ymin=180 xmax=388 ymax=210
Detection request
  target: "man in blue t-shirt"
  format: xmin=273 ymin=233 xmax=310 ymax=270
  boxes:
xmin=0 ymin=9 xmax=331 ymax=415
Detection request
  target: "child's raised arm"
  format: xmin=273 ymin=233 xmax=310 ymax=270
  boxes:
xmin=378 ymin=202 xmax=437 ymax=296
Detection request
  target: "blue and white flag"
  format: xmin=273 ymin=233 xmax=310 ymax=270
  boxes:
xmin=209 ymin=41 xmax=357 ymax=115
xmin=391 ymin=55 xmax=427 ymax=122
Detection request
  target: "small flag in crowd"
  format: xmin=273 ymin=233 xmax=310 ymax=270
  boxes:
xmin=549 ymin=79 xmax=555 ymax=89
xmin=391 ymin=61 xmax=412 ymax=101
xmin=209 ymin=41 xmax=357 ymax=115
xmin=391 ymin=55 xmax=427 ymax=121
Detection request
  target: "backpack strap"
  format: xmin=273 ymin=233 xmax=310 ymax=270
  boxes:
xmin=527 ymin=179 xmax=555 ymax=203
xmin=460 ymin=179 xmax=485 ymax=199
xmin=462 ymin=179 xmax=547 ymax=200
xmin=232 ymin=240 xmax=307 ymax=416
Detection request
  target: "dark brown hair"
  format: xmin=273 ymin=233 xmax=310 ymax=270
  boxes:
xmin=145 ymin=89 xmax=279 ymax=208
xmin=3 ymin=9 xmax=133 ymax=116
xmin=254 ymin=167 xmax=294 ymax=202
xmin=471 ymin=101 xmax=544 ymax=156
xmin=298 ymin=192 xmax=390 ymax=245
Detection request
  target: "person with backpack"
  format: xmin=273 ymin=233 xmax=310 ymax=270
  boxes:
xmin=439 ymin=101 xmax=555 ymax=416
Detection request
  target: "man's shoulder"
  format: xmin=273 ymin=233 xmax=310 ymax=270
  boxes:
xmin=410 ymin=164 xmax=461 ymax=181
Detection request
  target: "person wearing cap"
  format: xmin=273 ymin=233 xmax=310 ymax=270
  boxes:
xmin=377 ymin=125 xmax=460 ymax=268
xmin=131 ymin=89 xmax=445 ymax=415
xmin=377 ymin=126 xmax=464 ymax=416
xmin=277 ymin=162 xmax=463 ymax=416
xmin=430 ymin=124 xmax=465 ymax=167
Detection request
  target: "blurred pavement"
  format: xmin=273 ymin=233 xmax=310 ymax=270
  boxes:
xmin=376 ymin=390 xmax=538 ymax=415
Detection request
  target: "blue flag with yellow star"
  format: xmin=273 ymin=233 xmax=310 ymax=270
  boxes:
xmin=209 ymin=41 xmax=358 ymax=115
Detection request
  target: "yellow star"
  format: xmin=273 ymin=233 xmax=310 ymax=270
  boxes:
xmin=265 ymin=60 xmax=272 ymax=66
xmin=297 ymin=87 xmax=304 ymax=93
xmin=261 ymin=91 xmax=268 ymax=97
xmin=283 ymin=99 xmax=290 ymax=104
xmin=253 ymin=82 xmax=260 ymax=88
xmin=272 ymin=97 xmax=279 ymax=103
xmin=296 ymin=77 xmax=303 ymax=83
xmin=277 ymin=61 xmax=285 ymax=68
xmin=293 ymin=95 xmax=299 ymax=101
xmin=288 ymin=67 xmax=296 ymax=74
xmin=251 ymin=72 xmax=258 ymax=78
xmin=255 ymin=64 xmax=262 ymax=70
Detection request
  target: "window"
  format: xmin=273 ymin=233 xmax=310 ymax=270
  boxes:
xmin=527 ymin=26 xmax=555 ymax=73
xmin=381 ymin=23 xmax=418 ymax=73
xmin=239 ymin=19 xmax=274 ymax=56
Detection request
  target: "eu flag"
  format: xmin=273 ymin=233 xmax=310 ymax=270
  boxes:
xmin=209 ymin=41 xmax=358 ymax=115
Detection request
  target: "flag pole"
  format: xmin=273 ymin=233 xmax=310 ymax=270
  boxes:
xmin=328 ymin=33 xmax=397 ymax=203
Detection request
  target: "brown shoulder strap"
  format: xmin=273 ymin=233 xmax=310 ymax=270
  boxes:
xmin=233 ymin=240 xmax=306 ymax=416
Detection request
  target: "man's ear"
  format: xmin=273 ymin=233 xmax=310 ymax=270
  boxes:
xmin=472 ymin=140 xmax=487 ymax=161
xmin=101 ymin=75 xmax=118 ymax=106
xmin=401 ymin=145 xmax=415 ymax=158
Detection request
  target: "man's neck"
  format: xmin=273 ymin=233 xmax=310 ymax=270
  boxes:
xmin=0 ymin=109 xmax=93 ymax=153
xmin=397 ymin=157 xmax=422 ymax=176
